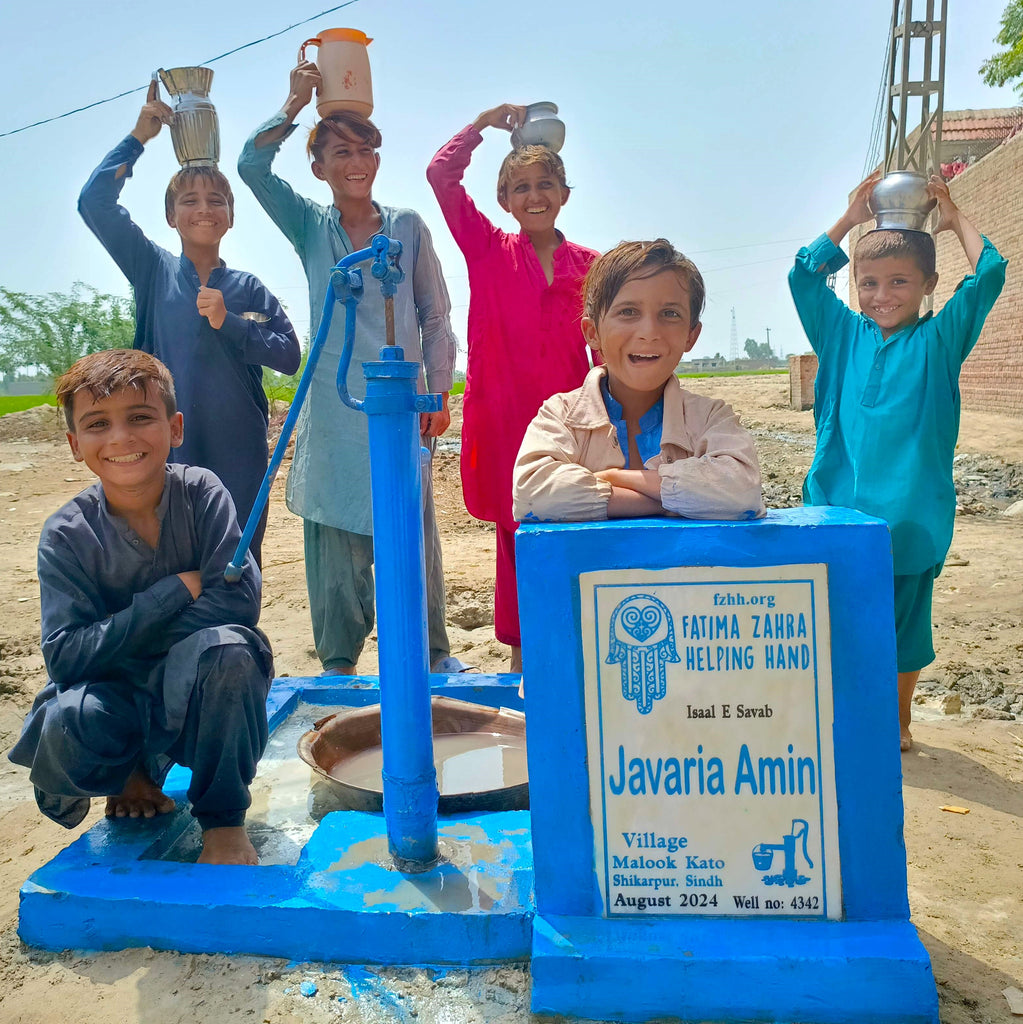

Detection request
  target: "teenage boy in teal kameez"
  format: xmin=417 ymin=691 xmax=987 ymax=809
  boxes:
xmin=789 ymin=172 xmax=1006 ymax=753
xmin=237 ymin=61 xmax=462 ymax=676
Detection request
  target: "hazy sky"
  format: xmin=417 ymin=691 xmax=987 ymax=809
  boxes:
xmin=0 ymin=0 xmax=1017 ymax=365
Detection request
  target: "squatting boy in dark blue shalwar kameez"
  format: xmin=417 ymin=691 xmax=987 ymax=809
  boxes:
xmin=9 ymin=350 xmax=272 ymax=865
xmin=77 ymin=82 xmax=301 ymax=564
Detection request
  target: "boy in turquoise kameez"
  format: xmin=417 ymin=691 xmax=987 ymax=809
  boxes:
xmin=789 ymin=172 xmax=1006 ymax=752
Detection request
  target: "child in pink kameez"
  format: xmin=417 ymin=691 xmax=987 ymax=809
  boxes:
xmin=428 ymin=103 xmax=598 ymax=671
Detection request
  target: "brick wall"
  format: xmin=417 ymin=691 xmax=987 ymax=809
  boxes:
xmin=934 ymin=132 xmax=1023 ymax=417
xmin=848 ymin=131 xmax=1023 ymax=417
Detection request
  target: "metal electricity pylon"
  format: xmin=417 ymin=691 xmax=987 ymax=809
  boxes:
xmin=883 ymin=0 xmax=947 ymax=175
xmin=729 ymin=307 xmax=739 ymax=362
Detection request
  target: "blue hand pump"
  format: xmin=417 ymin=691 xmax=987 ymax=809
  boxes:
xmin=226 ymin=235 xmax=440 ymax=871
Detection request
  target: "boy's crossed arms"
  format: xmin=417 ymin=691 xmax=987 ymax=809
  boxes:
xmin=513 ymin=239 xmax=765 ymax=525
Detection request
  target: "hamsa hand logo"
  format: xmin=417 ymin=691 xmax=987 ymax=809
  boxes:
xmin=606 ymin=594 xmax=680 ymax=714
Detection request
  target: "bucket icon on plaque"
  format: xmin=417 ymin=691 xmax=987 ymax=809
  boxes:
xmin=298 ymin=28 xmax=374 ymax=118
xmin=157 ymin=66 xmax=220 ymax=167
xmin=606 ymin=594 xmax=680 ymax=714
xmin=752 ymin=819 xmax=813 ymax=887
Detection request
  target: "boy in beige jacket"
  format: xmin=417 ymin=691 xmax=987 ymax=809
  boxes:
xmin=513 ymin=239 xmax=764 ymax=523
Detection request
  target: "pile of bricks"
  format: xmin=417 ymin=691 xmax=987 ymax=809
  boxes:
xmin=789 ymin=353 xmax=818 ymax=411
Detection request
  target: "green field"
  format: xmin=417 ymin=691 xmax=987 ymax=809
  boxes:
xmin=447 ymin=373 xmax=781 ymax=394
xmin=677 ymin=368 xmax=788 ymax=380
xmin=0 ymin=395 xmax=56 ymax=416
xmin=0 ymin=369 xmax=783 ymax=418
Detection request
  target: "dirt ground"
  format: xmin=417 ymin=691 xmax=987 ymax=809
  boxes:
xmin=0 ymin=373 xmax=1020 ymax=1024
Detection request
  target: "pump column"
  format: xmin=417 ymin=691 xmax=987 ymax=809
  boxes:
xmin=361 ymin=347 xmax=441 ymax=871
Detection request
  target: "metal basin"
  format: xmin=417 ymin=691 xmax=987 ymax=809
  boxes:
xmin=298 ymin=696 xmax=528 ymax=813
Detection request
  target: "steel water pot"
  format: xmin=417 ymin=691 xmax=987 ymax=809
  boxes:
xmin=868 ymin=171 xmax=936 ymax=231
xmin=510 ymin=101 xmax=565 ymax=153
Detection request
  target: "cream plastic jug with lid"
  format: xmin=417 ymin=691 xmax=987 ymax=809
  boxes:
xmin=298 ymin=28 xmax=374 ymax=118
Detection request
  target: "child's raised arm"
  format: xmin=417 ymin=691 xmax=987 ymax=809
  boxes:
xmin=78 ymin=89 xmax=166 ymax=287
xmin=927 ymin=174 xmax=983 ymax=271
xmin=471 ymin=104 xmax=527 ymax=135
xmin=237 ymin=64 xmax=321 ymax=253
xmin=130 ymin=79 xmax=175 ymax=147
xmin=251 ymin=62 xmax=321 ymax=150
xmin=825 ymin=171 xmax=883 ymax=250
xmin=426 ymin=105 xmax=524 ymax=258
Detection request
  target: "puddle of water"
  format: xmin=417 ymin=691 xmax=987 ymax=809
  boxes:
xmin=329 ymin=833 xmax=502 ymax=911
xmin=156 ymin=702 xmax=357 ymax=865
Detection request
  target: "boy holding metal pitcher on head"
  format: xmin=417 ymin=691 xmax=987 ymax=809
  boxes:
xmin=78 ymin=73 xmax=301 ymax=565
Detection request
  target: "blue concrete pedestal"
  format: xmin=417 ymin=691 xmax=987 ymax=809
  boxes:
xmin=17 ymin=675 xmax=532 ymax=965
xmin=517 ymin=508 xmax=939 ymax=1024
xmin=532 ymin=916 xmax=937 ymax=1024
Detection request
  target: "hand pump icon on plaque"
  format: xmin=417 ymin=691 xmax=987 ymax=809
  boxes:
xmin=752 ymin=819 xmax=814 ymax=887
xmin=606 ymin=594 xmax=680 ymax=714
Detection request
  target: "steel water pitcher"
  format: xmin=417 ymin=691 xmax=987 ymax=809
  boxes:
xmin=157 ymin=66 xmax=220 ymax=167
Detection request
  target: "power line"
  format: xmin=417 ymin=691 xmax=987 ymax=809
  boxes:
xmin=862 ymin=8 xmax=894 ymax=178
xmin=0 ymin=0 xmax=363 ymax=140
xmin=686 ymin=236 xmax=808 ymax=256
xmin=701 ymin=253 xmax=796 ymax=273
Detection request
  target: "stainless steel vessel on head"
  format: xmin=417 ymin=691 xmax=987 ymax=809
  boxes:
xmin=511 ymin=101 xmax=566 ymax=153
xmin=868 ymin=171 xmax=936 ymax=231
xmin=157 ymin=67 xmax=220 ymax=167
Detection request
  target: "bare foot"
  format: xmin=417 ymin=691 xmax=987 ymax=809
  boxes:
xmin=198 ymin=826 xmax=259 ymax=865
xmin=897 ymin=669 xmax=920 ymax=755
xmin=321 ymin=665 xmax=356 ymax=676
xmin=105 ymin=767 xmax=176 ymax=819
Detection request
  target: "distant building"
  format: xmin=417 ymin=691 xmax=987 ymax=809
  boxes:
xmin=681 ymin=356 xmax=727 ymax=372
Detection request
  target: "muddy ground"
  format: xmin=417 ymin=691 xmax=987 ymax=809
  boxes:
xmin=0 ymin=373 xmax=1020 ymax=1024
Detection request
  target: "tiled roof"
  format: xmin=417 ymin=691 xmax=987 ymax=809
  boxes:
xmin=934 ymin=108 xmax=1023 ymax=141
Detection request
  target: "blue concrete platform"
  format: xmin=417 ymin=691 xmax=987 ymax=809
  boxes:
xmin=532 ymin=914 xmax=938 ymax=1024
xmin=17 ymin=675 xmax=533 ymax=965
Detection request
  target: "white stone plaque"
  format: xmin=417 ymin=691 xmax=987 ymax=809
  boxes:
xmin=580 ymin=565 xmax=841 ymax=919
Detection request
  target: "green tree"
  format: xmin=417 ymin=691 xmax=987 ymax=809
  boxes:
xmin=980 ymin=1 xmax=1023 ymax=96
xmin=744 ymin=337 xmax=774 ymax=361
xmin=0 ymin=284 xmax=135 ymax=380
